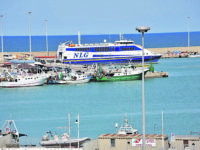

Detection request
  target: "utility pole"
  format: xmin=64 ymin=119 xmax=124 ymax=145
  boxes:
xmin=45 ymin=20 xmax=49 ymax=56
xmin=187 ymin=17 xmax=190 ymax=51
xmin=28 ymin=12 xmax=32 ymax=57
xmin=0 ymin=15 xmax=4 ymax=60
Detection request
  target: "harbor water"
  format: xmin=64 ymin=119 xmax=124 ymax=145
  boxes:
xmin=0 ymin=57 xmax=200 ymax=145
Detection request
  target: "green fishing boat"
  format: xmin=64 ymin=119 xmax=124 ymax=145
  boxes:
xmin=96 ymin=65 xmax=149 ymax=82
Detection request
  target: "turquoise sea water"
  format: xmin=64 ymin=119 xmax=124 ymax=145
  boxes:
xmin=0 ymin=57 xmax=200 ymax=145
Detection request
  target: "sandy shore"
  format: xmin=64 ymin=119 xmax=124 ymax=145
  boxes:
xmin=0 ymin=46 xmax=200 ymax=60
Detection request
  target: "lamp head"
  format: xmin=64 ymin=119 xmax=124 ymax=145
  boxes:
xmin=136 ymin=26 xmax=150 ymax=33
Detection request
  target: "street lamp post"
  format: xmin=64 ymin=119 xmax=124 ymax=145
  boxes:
xmin=75 ymin=113 xmax=80 ymax=149
xmin=136 ymin=26 xmax=150 ymax=150
xmin=187 ymin=17 xmax=190 ymax=52
xmin=28 ymin=12 xmax=32 ymax=57
xmin=45 ymin=20 xmax=49 ymax=56
xmin=0 ymin=15 xmax=3 ymax=60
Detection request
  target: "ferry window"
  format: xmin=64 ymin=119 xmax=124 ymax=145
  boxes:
xmin=112 ymin=47 xmax=115 ymax=51
xmin=106 ymin=47 xmax=109 ymax=51
xmin=110 ymin=138 xmax=115 ymax=147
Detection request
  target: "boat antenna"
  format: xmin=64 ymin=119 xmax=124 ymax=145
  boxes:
xmin=124 ymin=113 xmax=128 ymax=127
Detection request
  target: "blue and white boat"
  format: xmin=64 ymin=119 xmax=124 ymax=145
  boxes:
xmin=57 ymin=39 xmax=162 ymax=64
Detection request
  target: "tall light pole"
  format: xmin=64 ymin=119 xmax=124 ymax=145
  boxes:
xmin=0 ymin=15 xmax=3 ymax=60
xmin=45 ymin=19 xmax=49 ymax=56
xmin=68 ymin=113 xmax=71 ymax=149
xmin=187 ymin=17 xmax=190 ymax=52
xmin=28 ymin=12 xmax=32 ymax=57
xmin=136 ymin=26 xmax=150 ymax=150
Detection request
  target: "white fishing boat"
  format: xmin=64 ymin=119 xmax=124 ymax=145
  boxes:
xmin=47 ymin=73 xmax=68 ymax=84
xmin=40 ymin=114 xmax=90 ymax=148
xmin=0 ymin=71 xmax=47 ymax=88
xmin=64 ymin=71 xmax=92 ymax=84
xmin=188 ymin=52 xmax=200 ymax=58
xmin=0 ymin=120 xmax=26 ymax=148
xmin=3 ymin=54 xmax=13 ymax=60
xmin=40 ymin=131 xmax=90 ymax=148
xmin=117 ymin=115 xmax=138 ymax=135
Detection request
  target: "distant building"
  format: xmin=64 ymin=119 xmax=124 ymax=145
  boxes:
xmin=170 ymin=135 xmax=200 ymax=150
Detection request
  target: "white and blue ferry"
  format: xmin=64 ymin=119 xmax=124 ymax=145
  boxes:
xmin=57 ymin=39 xmax=162 ymax=64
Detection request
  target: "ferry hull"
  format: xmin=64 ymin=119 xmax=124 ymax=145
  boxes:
xmin=63 ymin=55 xmax=161 ymax=64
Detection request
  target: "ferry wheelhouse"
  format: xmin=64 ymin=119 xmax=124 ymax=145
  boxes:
xmin=57 ymin=39 xmax=161 ymax=64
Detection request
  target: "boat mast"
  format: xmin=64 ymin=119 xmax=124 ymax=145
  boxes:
xmin=78 ymin=31 xmax=81 ymax=45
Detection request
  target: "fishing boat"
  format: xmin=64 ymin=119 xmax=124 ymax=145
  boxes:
xmin=96 ymin=65 xmax=149 ymax=82
xmin=40 ymin=113 xmax=90 ymax=148
xmin=188 ymin=52 xmax=200 ymax=58
xmin=40 ymin=131 xmax=90 ymax=148
xmin=0 ymin=120 xmax=26 ymax=148
xmin=47 ymin=73 xmax=68 ymax=84
xmin=0 ymin=71 xmax=47 ymax=88
xmin=64 ymin=71 xmax=92 ymax=84
xmin=117 ymin=115 xmax=138 ymax=135
xmin=57 ymin=34 xmax=162 ymax=64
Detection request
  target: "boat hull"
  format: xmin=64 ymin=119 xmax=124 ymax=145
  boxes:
xmin=63 ymin=55 xmax=162 ymax=64
xmin=65 ymin=77 xmax=91 ymax=84
xmin=188 ymin=55 xmax=200 ymax=58
xmin=0 ymin=78 xmax=46 ymax=88
xmin=96 ymin=74 xmax=141 ymax=82
xmin=47 ymin=80 xmax=68 ymax=84
xmin=96 ymin=70 xmax=148 ymax=82
xmin=40 ymin=137 xmax=90 ymax=148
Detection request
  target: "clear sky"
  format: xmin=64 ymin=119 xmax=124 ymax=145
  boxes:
xmin=0 ymin=0 xmax=200 ymax=35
